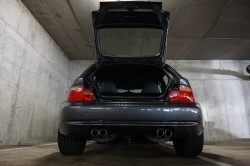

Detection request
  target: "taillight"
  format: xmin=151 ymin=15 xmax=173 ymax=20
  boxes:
xmin=67 ymin=84 xmax=94 ymax=102
xmin=169 ymin=85 xmax=195 ymax=103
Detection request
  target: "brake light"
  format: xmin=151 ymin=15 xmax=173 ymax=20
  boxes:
xmin=169 ymin=85 xmax=195 ymax=103
xmin=67 ymin=84 xmax=94 ymax=102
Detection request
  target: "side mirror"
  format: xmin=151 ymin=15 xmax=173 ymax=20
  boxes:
xmin=247 ymin=65 xmax=250 ymax=74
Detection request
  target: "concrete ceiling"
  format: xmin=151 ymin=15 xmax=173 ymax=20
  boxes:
xmin=21 ymin=0 xmax=250 ymax=60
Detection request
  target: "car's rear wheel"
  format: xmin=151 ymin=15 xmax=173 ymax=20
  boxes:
xmin=58 ymin=131 xmax=86 ymax=155
xmin=173 ymin=133 xmax=204 ymax=157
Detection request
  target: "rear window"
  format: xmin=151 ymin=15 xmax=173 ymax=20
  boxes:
xmin=99 ymin=28 xmax=162 ymax=57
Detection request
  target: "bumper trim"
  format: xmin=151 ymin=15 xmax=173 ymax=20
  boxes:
xmin=66 ymin=121 xmax=198 ymax=127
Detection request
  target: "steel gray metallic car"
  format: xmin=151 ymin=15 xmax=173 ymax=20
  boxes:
xmin=58 ymin=1 xmax=204 ymax=157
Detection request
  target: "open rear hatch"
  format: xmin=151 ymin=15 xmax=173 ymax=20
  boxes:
xmin=92 ymin=2 xmax=170 ymax=66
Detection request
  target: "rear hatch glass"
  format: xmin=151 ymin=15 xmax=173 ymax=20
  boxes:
xmin=99 ymin=28 xmax=162 ymax=57
xmin=92 ymin=2 xmax=170 ymax=65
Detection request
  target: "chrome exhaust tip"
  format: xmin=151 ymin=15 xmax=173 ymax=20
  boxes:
xmin=165 ymin=129 xmax=172 ymax=137
xmin=99 ymin=129 xmax=107 ymax=137
xmin=156 ymin=129 xmax=165 ymax=137
xmin=91 ymin=129 xmax=99 ymax=137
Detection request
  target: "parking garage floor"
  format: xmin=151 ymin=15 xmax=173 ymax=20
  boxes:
xmin=0 ymin=141 xmax=250 ymax=166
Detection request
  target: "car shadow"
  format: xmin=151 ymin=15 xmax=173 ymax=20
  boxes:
xmin=29 ymin=143 xmax=189 ymax=165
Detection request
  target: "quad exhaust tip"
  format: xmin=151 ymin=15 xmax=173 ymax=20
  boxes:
xmin=91 ymin=129 xmax=107 ymax=137
xmin=165 ymin=129 xmax=172 ymax=137
xmin=156 ymin=129 xmax=165 ymax=137
xmin=91 ymin=129 xmax=99 ymax=137
xmin=99 ymin=129 xmax=107 ymax=137
xmin=156 ymin=129 xmax=172 ymax=138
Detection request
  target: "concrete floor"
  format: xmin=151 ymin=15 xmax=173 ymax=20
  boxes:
xmin=1 ymin=141 xmax=250 ymax=166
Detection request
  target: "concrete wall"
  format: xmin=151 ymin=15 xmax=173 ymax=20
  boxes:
xmin=69 ymin=60 xmax=250 ymax=142
xmin=0 ymin=0 xmax=69 ymax=145
xmin=68 ymin=60 xmax=94 ymax=90
xmin=168 ymin=60 xmax=250 ymax=142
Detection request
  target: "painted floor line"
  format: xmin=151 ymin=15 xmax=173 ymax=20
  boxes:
xmin=0 ymin=143 xmax=57 ymax=152
xmin=160 ymin=143 xmax=233 ymax=166
xmin=160 ymin=143 xmax=174 ymax=149
xmin=198 ymin=156 xmax=232 ymax=166
xmin=0 ymin=141 xmax=96 ymax=152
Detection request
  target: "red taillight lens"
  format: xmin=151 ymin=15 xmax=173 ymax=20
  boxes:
xmin=169 ymin=85 xmax=195 ymax=103
xmin=67 ymin=84 xmax=94 ymax=102
xmin=169 ymin=91 xmax=180 ymax=102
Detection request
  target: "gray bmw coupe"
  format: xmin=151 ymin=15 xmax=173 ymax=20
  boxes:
xmin=57 ymin=1 xmax=204 ymax=157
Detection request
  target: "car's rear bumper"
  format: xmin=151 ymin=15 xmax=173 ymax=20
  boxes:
xmin=58 ymin=102 xmax=204 ymax=139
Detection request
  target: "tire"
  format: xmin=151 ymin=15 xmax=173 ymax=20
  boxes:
xmin=247 ymin=65 xmax=250 ymax=74
xmin=58 ymin=131 xmax=86 ymax=155
xmin=173 ymin=133 xmax=204 ymax=157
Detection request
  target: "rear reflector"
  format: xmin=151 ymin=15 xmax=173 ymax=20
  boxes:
xmin=67 ymin=84 xmax=94 ymax=102
xmin=169 ymin=85 xmax=195 ymax=103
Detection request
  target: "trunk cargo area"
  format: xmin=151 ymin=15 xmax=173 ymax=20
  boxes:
xmin=91 ymin=64 xmax=173 ymax=98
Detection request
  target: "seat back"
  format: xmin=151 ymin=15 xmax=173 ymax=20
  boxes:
xmin=99 ymin=81 xmax=118 ymax=93
xmin=141 ymin=81 xmax=160 ymax=93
